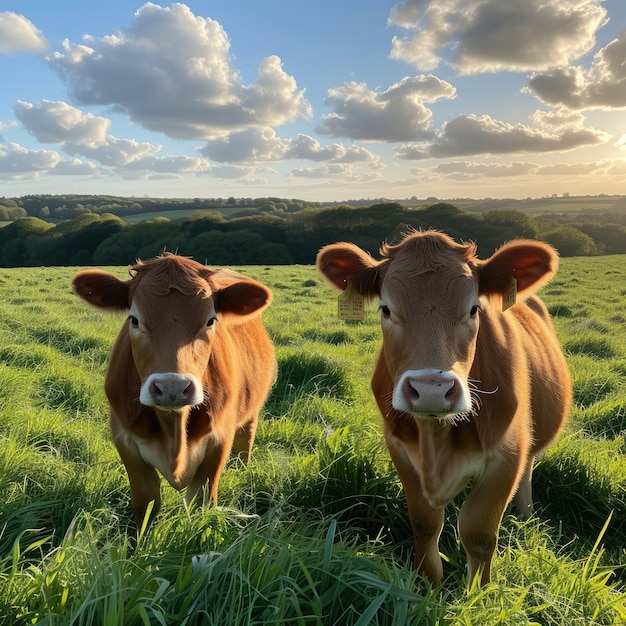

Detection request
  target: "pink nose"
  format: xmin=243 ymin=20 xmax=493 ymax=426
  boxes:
xmin=395 ymin=369 xmax=466 ymax=415
xmin=140 ymin=373 xmax=203 ymax=408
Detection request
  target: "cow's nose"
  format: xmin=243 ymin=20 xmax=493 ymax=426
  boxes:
xmin=141 ymin=373 xmax=204 ymax=408
xmin=394 ymin=369 xmax=468 ymax=416
xmin=151 ymin=378 xmax=193 ymax=403
xmin=405 ymin=375 xmax=455 ymax=404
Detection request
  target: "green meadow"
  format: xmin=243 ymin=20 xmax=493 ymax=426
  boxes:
xmin=0 ymin=255 xmax=625 ymax=625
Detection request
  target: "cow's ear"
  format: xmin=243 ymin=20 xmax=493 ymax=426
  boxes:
xmin=316 ymin=242 xmax=381 ymax=297
xmin=215 ymin=279 xmax=272 ymax=319
xmin=72 ymin=270 xmax=129 ymax=310
xmin=479 ymin=240 xmax=559 ymax=297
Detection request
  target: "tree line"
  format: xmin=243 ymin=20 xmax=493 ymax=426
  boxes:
xmin=0 ymin=199 xmax=625 ymax=268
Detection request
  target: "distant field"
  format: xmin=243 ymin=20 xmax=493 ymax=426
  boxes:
xmin=0 ymin=256 xmax=624 ymax=624
xmin=122 ymin=206 xmax=259 ymax=223
xmin=495 ymin=195 xmax=624 ymax=215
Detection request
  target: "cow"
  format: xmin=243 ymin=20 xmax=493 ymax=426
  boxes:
xmin=317 ymin=231 xmax=571 ymax=588
xmin=72 ymin=253 xmax=276 ymax=526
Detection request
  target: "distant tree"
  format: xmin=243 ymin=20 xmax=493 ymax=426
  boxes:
xmin=187 ymin=229 xmax=264 ymax=265
xmin=576 ymin=222 xmax=626 ymax=255
xmin=541 ymin=226 xmax=598 ymax=256
xmin=0 ymin=203 xmax=27 ymax=220
xmin=258 ymin=242 xmax=293 ymax=264
xmin=93 ymin=218 xmax=182 ymax=265
xmin=0 ymin=217 xmax=53 ymax=266
xmin=482 ymin=209 xmax=539 ymax=239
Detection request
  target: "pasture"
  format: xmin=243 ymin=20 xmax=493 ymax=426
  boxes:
xmin=0 ymin=255 xmax=625 ymax=625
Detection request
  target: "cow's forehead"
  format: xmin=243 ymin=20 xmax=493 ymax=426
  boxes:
xmin=380 ymin=241 xmax=477 ymax=312
xmin=130 ymin=256 xmax=213 ymax=298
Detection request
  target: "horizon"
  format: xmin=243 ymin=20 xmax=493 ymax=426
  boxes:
xmin=1 ymin=1 xmax=625 ymax=202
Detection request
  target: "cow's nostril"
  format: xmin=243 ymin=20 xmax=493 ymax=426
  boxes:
xmin=445 ymin=379 xmax=458 ymax=401
xmin=405 ymin=377 xmax=420 ymax=400
xmin=151 ymin=381 xmax=164 ymax=398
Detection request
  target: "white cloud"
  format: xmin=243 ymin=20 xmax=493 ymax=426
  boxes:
xmin=49 ymin=158 xmax=101 ymax=176
xmin=410 ymin=158 xmax=626 ymax=183
xmin=388 ymin=0 xmax=607 ymax=74
xmin=15 ymin=100 xmax=110 ymax=145
xmin=0 ymin=142 xmax=59 ymax=175
xmin=63 ymin=136 xmax=161 ymax=167
xmin=527 ymin=29 xmax=626 ymax=110
xmin=14 ymin=99 xmax=212 ymax=175
xmin=317 ymin=75 xmax=455 ymax=141
xmin=291 ymin=163 xmax=352 ymax=179
xmin=394 ymin=113 xmax=610 ymax=159
xmin=0 ymin=12 xmax=47 ymax=55
xmin=201 ymin=128 xmax=290 ymax=162
xmin=201 ymin=127 xmax=381 ymax=165
xmin=47 ymin=3 xmax=311 ymax=140
xmin=431 ymin=161 xmax=537 ymax=178
xmin=535 ymin=161 xmax=606 ymax=176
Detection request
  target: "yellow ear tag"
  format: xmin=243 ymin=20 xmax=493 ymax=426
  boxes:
xmin=502 ymin=276 xmax=517 ymax=312
xmin=338 ymin=280 xmax=364 ymax=321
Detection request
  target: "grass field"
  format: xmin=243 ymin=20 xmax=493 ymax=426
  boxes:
xmin=0 ymin=255 xmax=625 ymax=625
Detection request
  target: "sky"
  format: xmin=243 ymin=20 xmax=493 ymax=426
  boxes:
xmin=1 ymin=0 xmax=625 ymax=202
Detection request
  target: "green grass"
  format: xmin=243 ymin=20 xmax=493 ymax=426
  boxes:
xmin=0 ymin=258 xmax=625 ymax=624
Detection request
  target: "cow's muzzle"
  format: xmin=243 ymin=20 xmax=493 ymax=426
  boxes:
xmin=392 ymin=369 xmax=471 ymax=418
xmin=140 ymin=373 xmax=204 ymax=409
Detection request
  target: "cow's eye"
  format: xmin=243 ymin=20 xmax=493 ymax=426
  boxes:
xmin=207 ymin=316 xmax=218 ymax=328
xmin=379 ymin=304 xmax=391 ymax=318
xmin=470 ymin=305 xmax=480 ymax=317
xmin=128 ymin=314 xmax=139 ymax=327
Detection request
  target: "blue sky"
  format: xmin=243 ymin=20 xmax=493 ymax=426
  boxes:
xmin=1 ymin=0 xmax=625 ymax=201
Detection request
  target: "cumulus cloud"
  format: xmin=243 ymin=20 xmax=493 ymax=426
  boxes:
xmin=50 ymin=158 xmax=101 ymax=176
xmin=291 ymin=163 xmax=353 ymax=179
xmin=394 ymin=113 xmax=610 ymax=159
xmin=527 ymin=29 xmax=626 ymax=110
xmin=0 ymin=12 xmax=47 ymax=55
xmin=388 ymin=0 xmax=607 ymax=74
xmin=0 ymin=142 xmax=59 ymax=175
xmin=14 ymin=99 xmax=212 ymax=175
xmin=62 ymin=136 xmax=161 ymax=166
xmin=15 ymin=100 xmax=110 ymax=145
xmin=410 ymin=158 xmax=626 ymax=183
xmin=317 ymin=75 xmax=455 ymax=141
xmin=201 ymin=127 xmax=381 ymax=166
xmin=430 ymin=161 xmax=537 ymax=178
xmin=47 ymin=3 xmax=311 ymax=140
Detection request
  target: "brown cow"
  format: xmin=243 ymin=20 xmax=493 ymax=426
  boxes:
xmin=317 ymin=231 xmax=571 ymax=587
xmin=72 ymin=253 xmax=276 ymax=525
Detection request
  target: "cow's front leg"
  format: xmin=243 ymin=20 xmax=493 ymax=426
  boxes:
xmin=387 ymin=436 xmax=445 ymax=586
xmin=458 ymin=454 xmax=522 ymax=587
xmin=114 ymin=435 xmax=162 ymax=526
xmin=186 ymin=436 xmax=233 ymax=507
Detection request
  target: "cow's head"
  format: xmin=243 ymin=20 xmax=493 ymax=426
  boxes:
xmin=72 ymin=254 xmax=272 ymax=415
xmin=317 ymin=231 xmax=558 ymax=421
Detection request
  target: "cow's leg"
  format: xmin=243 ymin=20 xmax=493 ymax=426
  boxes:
xmin=114 ymin=437 xmax=161 ymax=526
xmin=513 ymin=455 xmax=534 ymax=516
xmin=387 ymin=437 xmax=445 ymax=586
xmin=458 ymin=456 xmax=521 ymax=587
xmin=186 ymin=437 xmax=233 ymax=507
xmin=232 ymin=415 xmax=258 ymax=463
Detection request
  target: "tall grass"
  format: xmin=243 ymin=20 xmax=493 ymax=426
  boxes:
xmin=0 ymin=259 xmax=625 ymax=624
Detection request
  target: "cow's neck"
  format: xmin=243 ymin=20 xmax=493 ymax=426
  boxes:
xmin=154 ymin=408 xmax=191 ymax=486
xmin=411 ymin=417 xmax=482 ymax=508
